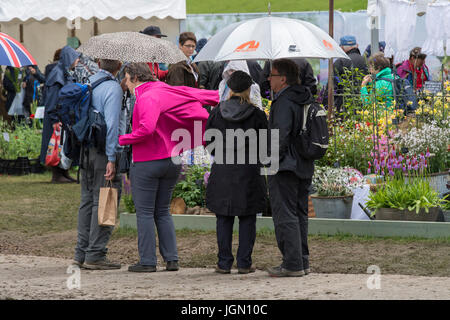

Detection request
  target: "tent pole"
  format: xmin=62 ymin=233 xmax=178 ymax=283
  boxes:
xmin=93 ymin=18 xmax=99 ymax=36
xmin=71 ymin=21 xmax=76 ymax=38
xmin=19 ymin=24 xmax=24 ymax=43
xmin=370 ymin=16 xmax=379 ymax=56
xmin=327 ymin=0 xmax=334 ymax=123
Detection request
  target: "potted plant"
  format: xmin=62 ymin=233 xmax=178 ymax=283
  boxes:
xmin=172 ymin=164 xmax=210 ymax=210
xmin=311 ymin=166 xmax=364 ymax=219
xmin=441 ymin=193 xmax=450 ymax=222
xmin=393 ymin=119 xmax=449 ymax=196
xmin=365 ymin=177 xmax=443 ymax=221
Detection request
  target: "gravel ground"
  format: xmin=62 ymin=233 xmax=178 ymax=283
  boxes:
xmin=1 ymin=254 xmax=449 ymax=300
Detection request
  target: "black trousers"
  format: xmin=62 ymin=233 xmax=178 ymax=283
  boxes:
xmin=216 ymin=214 xmax=256 ymax=270
xmin=268 ymin=171 xmax=311 ymax=271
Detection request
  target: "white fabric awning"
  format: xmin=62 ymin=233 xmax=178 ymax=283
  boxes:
xmin=0 ymin=0 xmax=186 ymax=22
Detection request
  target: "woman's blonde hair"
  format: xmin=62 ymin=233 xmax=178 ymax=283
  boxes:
xmin=229 ymin=87 xmax=252 ymax=105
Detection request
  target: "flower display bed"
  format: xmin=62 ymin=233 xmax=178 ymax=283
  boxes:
xmin=119 ymin=212 xmax=450 ymax=239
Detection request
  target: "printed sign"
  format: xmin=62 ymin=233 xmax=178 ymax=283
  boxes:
xmin=2 ymin=132 xmax=10 ymax=142
xmin=35 ymin=107 xmax=45 ymax=119
xmin=423 ymin=81 xmax=442 ymax=94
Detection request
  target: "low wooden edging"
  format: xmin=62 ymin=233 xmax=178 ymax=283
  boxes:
xmin=119 ymin=213 xmax=450 ymax=239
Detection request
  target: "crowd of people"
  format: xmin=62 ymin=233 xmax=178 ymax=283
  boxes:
xmin=0 ymin=26 xmax=437 ymax=277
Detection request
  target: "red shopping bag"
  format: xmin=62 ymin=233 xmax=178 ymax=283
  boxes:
xmin=45 ymin=129 xmax=62 ymax=166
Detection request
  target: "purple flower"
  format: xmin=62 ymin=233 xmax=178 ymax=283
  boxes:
xmin=367 ymin=168 xmax=371 ymax=174
xmin=203 ymin=171 xmax=211 ymax=186
xmin=122 ymin=176 xmax=132 ymax=195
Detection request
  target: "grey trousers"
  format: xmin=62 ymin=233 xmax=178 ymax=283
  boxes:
xmin=74 ymin=148 xmax=122 ymax=263
xmin=130 ymin=157 xmax=181 ymax=266
xmin=268 ymin=171 xmax=311 ymax=271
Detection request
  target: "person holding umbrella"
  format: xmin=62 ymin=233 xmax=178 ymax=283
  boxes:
xmin=266 ymin=58 xmax=315 ymax=277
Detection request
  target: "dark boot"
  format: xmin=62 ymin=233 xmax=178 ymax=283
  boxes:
xmin=61 ymin=169 xmax=77 ymax=182
xmin=51 ymin=166 xmax=73 ymax=183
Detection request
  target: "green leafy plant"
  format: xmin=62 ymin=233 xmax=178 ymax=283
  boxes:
xmin=0 ymin=119 xmax=42 ymax=160
xmin=172 ymin=164 xmax=210 ymax=208
xmin=366 ymin=177 xmax=443 ymax=216
xmin=122 ymin=194 xmax=136 ymax=213
xmin=441 ymin=195 xmax=450 ymax=211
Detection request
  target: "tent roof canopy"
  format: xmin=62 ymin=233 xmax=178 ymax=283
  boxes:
xmin=0 ymin=0 xmax=186 ymax=22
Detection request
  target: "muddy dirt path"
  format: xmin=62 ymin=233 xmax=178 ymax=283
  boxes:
xmin=1 ymin=255 xmax=449 ymax=300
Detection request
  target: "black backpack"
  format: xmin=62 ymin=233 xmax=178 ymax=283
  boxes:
xmin=294 ymin=103 xmax=329 ymax=160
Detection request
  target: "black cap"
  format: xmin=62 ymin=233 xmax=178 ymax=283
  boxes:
xmin=140 ymin=25 xmax=167 ymax=37
xmin=227 ymin=70 xmax=253 ymax=93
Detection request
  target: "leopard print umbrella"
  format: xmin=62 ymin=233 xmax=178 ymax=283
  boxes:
xmin=77 ymin=32 xmax=187 ymax=64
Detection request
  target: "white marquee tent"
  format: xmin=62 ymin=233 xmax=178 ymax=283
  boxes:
xmin=0 ymin=0 xmax=186 ymax=68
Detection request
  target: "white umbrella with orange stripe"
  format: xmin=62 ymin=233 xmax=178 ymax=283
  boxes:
xmin=193 ymin=16 xmax=349 ymax=62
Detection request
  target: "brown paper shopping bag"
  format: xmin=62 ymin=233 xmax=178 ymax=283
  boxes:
xmin=98 ymin=181 xmax=118 ymax=226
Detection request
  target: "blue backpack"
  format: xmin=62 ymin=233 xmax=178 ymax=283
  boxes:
xmin=56 ymin=75 xmax=114 ymax=161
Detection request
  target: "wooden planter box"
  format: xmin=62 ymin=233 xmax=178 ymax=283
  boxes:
xmin=375 ymin=207 xmax=441 ymax=222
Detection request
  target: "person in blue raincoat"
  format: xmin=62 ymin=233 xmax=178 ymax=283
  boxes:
xmin=39 ymin=46 xmax=80 ymax=183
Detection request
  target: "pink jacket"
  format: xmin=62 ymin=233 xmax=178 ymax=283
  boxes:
xmin=119 ymin=81 xmax=219 ymax=162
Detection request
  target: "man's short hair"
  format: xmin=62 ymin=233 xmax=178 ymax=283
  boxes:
xmin=179 ymin=32 xmax=197 ymax=45
xmin=272 ymin=59 xmax=300 ymax=86
xmin=98 ymin=59 xmax=122 ymax=74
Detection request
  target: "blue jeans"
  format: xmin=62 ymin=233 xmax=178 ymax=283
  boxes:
xmin=130 ymin=157 xmax=181 ymax=266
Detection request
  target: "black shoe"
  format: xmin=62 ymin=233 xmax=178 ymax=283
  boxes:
xmin=166 ymin=261 xmax=179 ymax=271
xmin=84 ymin=258 xmax=121 ymax=270
xmin=128 ymin=263 xmax=157 ymax=273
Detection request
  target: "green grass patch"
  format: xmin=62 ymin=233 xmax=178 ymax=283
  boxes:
xmin=0 ymin=173 xmax=80 ymax=235
xmin=186 ymin=0 xmax=367 ymax=14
